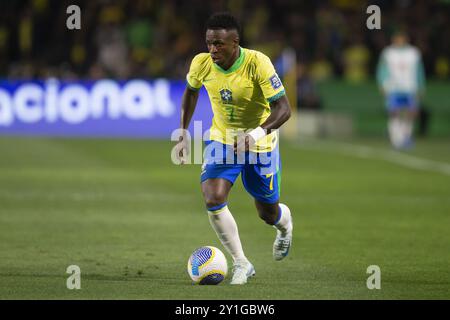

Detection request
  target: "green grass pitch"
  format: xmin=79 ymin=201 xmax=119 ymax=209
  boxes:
xmin=0 ymin=136 xmax=449 ymax=299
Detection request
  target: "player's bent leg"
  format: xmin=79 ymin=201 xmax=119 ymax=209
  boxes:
xmin=272 ymin=203 xmax=293 ymax=261
xmin=202 ymin=178 xmax=254 ymax=284
xmin=254 ymin=200 xmax=280 ymax=224
xmin=255 ymin=200 xmax=293 ymax=261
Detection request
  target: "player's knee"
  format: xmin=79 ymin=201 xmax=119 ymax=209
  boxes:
xmin=255 ymin=200 xmax=279 ymax=224
xmin=203 ymin=192 xmax=227 ymax=209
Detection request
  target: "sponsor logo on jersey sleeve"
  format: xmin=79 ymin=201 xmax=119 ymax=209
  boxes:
xmin=269 ymin=74 xmax=282 ymax=89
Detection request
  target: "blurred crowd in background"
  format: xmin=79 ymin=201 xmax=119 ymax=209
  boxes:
xmin=0 ymin=0 xmax=449 ymax=83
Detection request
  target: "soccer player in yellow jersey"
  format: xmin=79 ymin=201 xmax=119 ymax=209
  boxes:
xmin=176 ymin=12 xmax=293 ymax=285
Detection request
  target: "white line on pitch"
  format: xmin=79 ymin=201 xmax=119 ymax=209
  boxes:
xmin=294 ymin=139 xmax=450 ymax=176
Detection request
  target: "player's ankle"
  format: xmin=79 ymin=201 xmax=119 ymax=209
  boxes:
xmin=273 ymin=204 xmax=292 ymax=232
xmin=234 ymin=257 xmax=249 ymax=265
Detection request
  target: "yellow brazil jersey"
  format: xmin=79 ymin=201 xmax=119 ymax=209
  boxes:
xmin=186 ymin=47 xmax=285 ymax=152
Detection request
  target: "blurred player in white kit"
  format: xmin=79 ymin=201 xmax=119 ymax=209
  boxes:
xmin=376 ymin=29 xmax=426 ymax=149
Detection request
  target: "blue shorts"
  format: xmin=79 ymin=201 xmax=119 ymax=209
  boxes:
xmin=386 ymin=93 xmax=418 ymax=111
xmin=200 ymin=141 xmax=281 ymax=204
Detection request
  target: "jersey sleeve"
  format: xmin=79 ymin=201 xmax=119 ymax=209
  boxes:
xmin=186 ymin=54 xmax=206 ymax=91
xmin=255 ymin=52 xmax=286 ymax=103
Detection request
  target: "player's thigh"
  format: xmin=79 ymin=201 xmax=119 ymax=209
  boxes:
xmin=200 ymin=163 xmax=241 ymax=207
xmin=241 ymin=150 xmax=281 ymax=207
xmin=201 ymin=140 xmax=242 ymax=208
xmin=201 ymin=178 xmax=233 ymax=208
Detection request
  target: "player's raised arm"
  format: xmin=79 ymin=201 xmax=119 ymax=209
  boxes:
xmin=235 ymin=51 xmax=292 ymax=153
xmin=176 ymin=51 xmax=205 ymax=164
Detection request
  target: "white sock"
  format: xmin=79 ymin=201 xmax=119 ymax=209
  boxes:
xmin=403 ymin=118 xmax=414 ymax=142
xmin=388 ymin=118 xmax=403 ymax=148
xmin=274 ymin=203 xmax=293 ymax=236
xmin=207 ymin=205 xmax=247 ymax=263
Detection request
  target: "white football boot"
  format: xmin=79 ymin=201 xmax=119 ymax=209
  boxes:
xmin=273 ymin=204 xmax=293 ymax=261
xmin=230 ymin=260 xmax=255 ymax=285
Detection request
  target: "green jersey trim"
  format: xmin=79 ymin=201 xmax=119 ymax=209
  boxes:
xmin=213 ymin=47 xmax=245 ymax=74
xmin=186 ymin=81 xmax=201 ymax=91
xmin=267 ymin=90 xmax=286 ymax=103
xmin=277 ymin=168 xmax=281 ymax=196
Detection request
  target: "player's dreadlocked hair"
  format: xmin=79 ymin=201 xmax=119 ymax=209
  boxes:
xmin=206 ymin=12 xmax=241 ymax=37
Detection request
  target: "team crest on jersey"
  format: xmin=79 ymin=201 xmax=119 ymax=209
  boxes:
xmin=220 ymin=89 xmax=232 ymax=103
xmin=270 ymin=74 xmax=282 ymax=89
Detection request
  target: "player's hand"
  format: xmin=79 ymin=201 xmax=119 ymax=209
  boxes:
xmin=234 ymin=133 xmax=256 ymax=154
xmin=174 ymin=136 xmax=190 ymax=165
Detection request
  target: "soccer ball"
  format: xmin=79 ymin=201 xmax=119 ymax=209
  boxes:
xmin=187 ymin=246 xmax=228 ymax=285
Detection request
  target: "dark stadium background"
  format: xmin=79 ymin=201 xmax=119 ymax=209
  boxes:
xmin=1 ymin=0 xmax=449 ymax=135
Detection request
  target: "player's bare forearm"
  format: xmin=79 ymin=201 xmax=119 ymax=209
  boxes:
xmin=180 ymin=87 xmax=199 ymax=132
xmin=234 ymin=95 xmax=291 ymax=153
xmin=175 ymin=87 xmax=199 ymax=164
xmin=260 ymin=95 xmax=292 ymax=133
